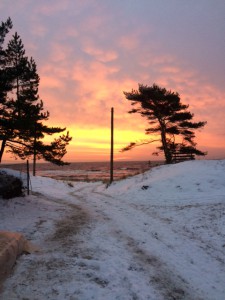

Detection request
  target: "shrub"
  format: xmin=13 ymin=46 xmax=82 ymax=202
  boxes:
xmin=0 ymin=171 xmax=23 ymax=199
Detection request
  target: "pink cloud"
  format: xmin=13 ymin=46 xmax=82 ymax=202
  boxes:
xmin=48 ymin=42 xmax=73 ymax=63
xmin=118 ymin=35 xmax=139 ymax=51
xmin=65 ymin=27 xmax=79 ymax=38
xmin=34 ymin=1 xmax=70 ymax=16
xmin=82 ymin=43 xmax=118 ymax=63
xmin=30 ymin=23 xmax=48 ymax=37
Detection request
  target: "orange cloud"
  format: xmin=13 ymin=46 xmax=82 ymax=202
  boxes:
xmin=37 ymin=46 xmax=225 ymax=162
xmin=40 ymin=76 xmax=64 ymax=89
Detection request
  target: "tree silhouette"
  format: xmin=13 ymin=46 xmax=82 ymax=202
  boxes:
xmin=0 ymin=18 xmax=14 ymax=162
xmin=0 ymin=18 xmax=13 ymax=100
xmin=0 ymin=20 xmax=72 ymax=173
xmin=122 ymin=84 xmax=206 ymax=164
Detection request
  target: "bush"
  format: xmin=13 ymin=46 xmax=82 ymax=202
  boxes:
xmin=0 ymin=171 xmax=23 ymax=199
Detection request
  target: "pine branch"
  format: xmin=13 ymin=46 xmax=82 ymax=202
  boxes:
xmin=121 ymin=138 xmax=160 ymax=152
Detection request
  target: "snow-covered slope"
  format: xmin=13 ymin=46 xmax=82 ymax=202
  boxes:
xmin=106 ymin=159 xmax=225 ymax=204
xmin=0 ymin=160 xmax=225 ymax=300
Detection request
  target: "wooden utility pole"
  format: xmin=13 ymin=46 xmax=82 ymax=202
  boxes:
xmin=110 ymin=107 xmax=114 ymax=184
xmin=33 ymin=122 xmax=37 ymax=176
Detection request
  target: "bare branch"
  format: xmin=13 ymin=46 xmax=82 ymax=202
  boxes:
xmin=121 ymin=138 xmax=160 ymax=152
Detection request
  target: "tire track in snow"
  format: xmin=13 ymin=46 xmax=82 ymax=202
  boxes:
xmin=70 ymin=187 xmax=201 ymax=300
xmin=70 ymin=185 xmax=225 ymax=300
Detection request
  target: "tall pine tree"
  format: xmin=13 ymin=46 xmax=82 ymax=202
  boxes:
xmin=0 ymin=17 xmax=13 ymax=99
xmin=0 ymin=25 xmax=72 ymax=173
xmin=123 ymin=84 xmax=206 ymax=164
xmin=0 ymin=18 xmax=14 ymax=161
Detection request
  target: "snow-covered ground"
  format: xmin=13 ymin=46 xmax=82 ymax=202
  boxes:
xmin=0 ymin=160 xmax=225 ymax=300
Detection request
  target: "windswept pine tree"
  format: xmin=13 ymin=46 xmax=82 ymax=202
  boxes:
xmin=122 ymin=84 xmax=206 ymax=164
xmin=0 ymin=19 xmax=72 ymax=174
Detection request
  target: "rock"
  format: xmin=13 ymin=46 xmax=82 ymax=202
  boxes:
xmin=0 ymin=231 xmax=26 ymax=281
xmin=0 ymin=231 xmax=40 ymax=287
xmin=141 ymin=185 xmax=149 ymax=190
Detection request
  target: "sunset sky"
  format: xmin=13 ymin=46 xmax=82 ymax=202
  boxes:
xmin=1 ymin=0 xmax=225 ymax=162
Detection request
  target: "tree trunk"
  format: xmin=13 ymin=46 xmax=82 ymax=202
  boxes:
xmin=160 ymin=122 xmax=172 ymax=164
xmin=0 ymin=139 xmax=6 ymax=163
xmin=33 ymin=149 xmax=36 ymax=176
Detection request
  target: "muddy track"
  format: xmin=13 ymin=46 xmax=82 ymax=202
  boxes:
xmin=50 ymin=205 xmax=90 ymax=247
xmin=32 ymin=191 xmax=93 ymax=252
xmin=124 ymin=236 xmax=196 ymax=300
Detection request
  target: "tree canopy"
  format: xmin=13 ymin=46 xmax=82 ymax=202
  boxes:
xmin=0 ymin=18 xmax=72 ymax=173
xmin=122 ymin=84 xmax=206 ymax=164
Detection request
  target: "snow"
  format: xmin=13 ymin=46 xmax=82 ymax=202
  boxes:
xmin=0 ymin=160 xmax=225 ymax=300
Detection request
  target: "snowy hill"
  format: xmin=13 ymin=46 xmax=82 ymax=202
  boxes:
xmin=106 ymin=159 xmax=225 ymax=204
xmin=0 ymin=160 xmax=225 ymax=299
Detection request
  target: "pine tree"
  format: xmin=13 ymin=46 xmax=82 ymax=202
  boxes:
xmin=123 ymin=84 xmax=206 ymax=164
xmin=0 ymin=28 xmax=72 ymax=173
xmin=0 ymin=18 xmax=14 ymax=161
xmin=0 ymin=18 xmax=13 ymax=100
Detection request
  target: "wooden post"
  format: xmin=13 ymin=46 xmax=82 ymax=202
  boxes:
xmin=26 ymin=160 xmax=30 ymax=195
xmin=33 ymin=122 xmax=37 ymax=176
xmin=110 ymin=107 xmax=114 ymax=184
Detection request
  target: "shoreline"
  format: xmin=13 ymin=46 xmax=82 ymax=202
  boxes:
xmin=0 ymin=161 xmax=165 ymax=182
